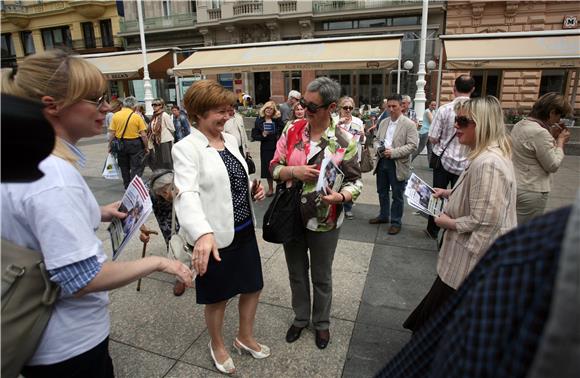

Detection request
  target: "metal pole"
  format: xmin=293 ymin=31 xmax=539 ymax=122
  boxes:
xmin=173 ymin=50 xmax=181 ymax=107
xmin=137 ymin=0 xmax=154 ymax=116
xmin=397 ymin=44 xmax=402 ymax=94
xmin=436 ymin=40 xmax=444 ymax=108
xmin=414 ymin=0 xmax=429 ymax=123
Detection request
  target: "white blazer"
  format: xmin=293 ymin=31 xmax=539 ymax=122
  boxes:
xmin=172 ymin=127 xmax=255 ymax=248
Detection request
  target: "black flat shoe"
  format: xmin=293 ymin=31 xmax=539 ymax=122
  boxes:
xmin=285 ymin=325 xmax=305 ymax=343
xmin=315 ymin=329 xmax=330 ymax=349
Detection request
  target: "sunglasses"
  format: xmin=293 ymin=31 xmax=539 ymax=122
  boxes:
xmin=82 ymin=94 xmax=108 ymax=110
xmin=152 ymin=103 xmax=162 ymax=107
xmin=299 ymin=99 xmax=330 ymax=113
xmin=455 ymin=115 xmax=475 ymax=128
xmin=342 ymin=106 xmax=354 ymax=111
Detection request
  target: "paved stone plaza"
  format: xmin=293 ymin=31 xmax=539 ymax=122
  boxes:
xmin=78 ymin=133 xmax=580 ymax=378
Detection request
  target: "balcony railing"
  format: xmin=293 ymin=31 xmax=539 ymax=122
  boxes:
xmin=1 ymin=1 xmax=67 ymax=14
xmin=233 ymin=1 xmax=263 ymax=16
xmin=120 ymin=13 xmax=197 ymax=33
xmin=278 ymin=1 xmax=297 ymax=13
xmin=207 ymin=8 xmax=221 ymax=20
xmin=312 ymin=0 xmax=444 ymax=13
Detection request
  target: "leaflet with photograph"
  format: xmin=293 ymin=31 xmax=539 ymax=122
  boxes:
xmin=404 ymin=173 xmax=447 ymax=217
xmin=316 ymin=156 xmax=344 ymax=195
xmin=108 ymin=176 xmax=153 ymax=260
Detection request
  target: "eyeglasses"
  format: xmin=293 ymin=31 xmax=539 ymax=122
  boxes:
xmin=152 ymin=103 xmax=162 ymax=107
xmin=342 ymin=106 xmax=354 ymax=111
xmin=455 ymin=115 xmax=475 ymax=129
xmin=82 ymin=94 xmax=108 ymax=110
xmin=299 ymin=99 xmax=330 ymax=113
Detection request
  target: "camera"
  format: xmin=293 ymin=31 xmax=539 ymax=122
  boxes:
xmin=377 ymin=141 xmax=386 ymax=156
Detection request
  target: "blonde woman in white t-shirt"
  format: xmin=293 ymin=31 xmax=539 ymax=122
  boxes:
xmin=1 ymin=50 xmax=193 ymax=377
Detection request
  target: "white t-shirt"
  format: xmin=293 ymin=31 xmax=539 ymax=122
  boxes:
xmin=1 ymin=155 xmax=110 ymax=365
xmin=384 ymin=116 xmax=399 ymax=148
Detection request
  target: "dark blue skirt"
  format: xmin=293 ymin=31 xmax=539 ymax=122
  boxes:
xmin=195 ymin=225 xmax=263 ymax=304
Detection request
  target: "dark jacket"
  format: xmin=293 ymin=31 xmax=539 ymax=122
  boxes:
xmin=251 ymin=117 xmax=283 ymax=151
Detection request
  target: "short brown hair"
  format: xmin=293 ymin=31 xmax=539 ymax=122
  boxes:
xmin=183 ymin=80 xmax=236 ymax=122
xmin=528 ymin=92 xmax=573 ymax=121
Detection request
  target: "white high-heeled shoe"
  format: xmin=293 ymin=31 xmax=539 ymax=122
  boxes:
xmin=209 ymin=340 xmax=236 ymax=374
xmin=233 ymin=337 xmax=271 ymax=359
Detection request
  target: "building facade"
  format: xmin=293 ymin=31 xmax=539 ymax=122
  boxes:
xmin=119 ymin=0 xmax=446 ymax=107
xmin=1 ymin=0 xmax=123 ymax=68
xmin=440 ymin=0 xmax=580 ymax=113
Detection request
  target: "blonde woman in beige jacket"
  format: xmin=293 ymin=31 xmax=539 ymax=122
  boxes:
xmin=404 ymin=96 xmax=517 ymax=333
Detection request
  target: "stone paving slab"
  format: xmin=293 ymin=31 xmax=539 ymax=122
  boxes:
xmin=75 ymin=135 xmax=580 ymax=378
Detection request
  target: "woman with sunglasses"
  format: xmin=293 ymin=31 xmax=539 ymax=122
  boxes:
xmin=148 ymin=98 xmax=175 ymax=170
xmin=251 ymin=101 xmax=284 ymax=196
xmin=337 ymin=96 xmax=365 ymax=220
xmin=270 ymin=77 xmax=363 ymax=349
xmin=1 ymin=50 xmax=193 ymax=377
xmin=404 ymin=96 xmax=517 ymax=333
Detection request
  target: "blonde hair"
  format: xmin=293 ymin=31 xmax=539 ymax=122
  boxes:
xmin=338 ymin=96 xmax=355 ymax=114
xmin=455 ymin=96 xmax=511 ymax=160
xmin=1 ymin=49 xmax=106 ymax=108
xmin=259 ymin=101 xmax=281 ymax=119
xmin=2 ymin=50 xmax=106 ymax=165
xmin=183 ymin=80 xmax=236 ymax=123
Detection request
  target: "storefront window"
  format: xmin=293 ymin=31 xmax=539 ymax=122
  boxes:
xmin=540 ymin=70 xmax=567 ymax=96
xmin=218 ymin=73 xmax=233 ymax=90
xmin=284 ymin=71 xmax=301 ymax=94
xmin=471 ymin=70 xmax=502 ymax=98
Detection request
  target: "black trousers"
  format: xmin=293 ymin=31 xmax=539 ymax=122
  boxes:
xmin=116 ymin=138 xmax=145 ymax=189
xmin=22 ymin=337 xmax=114 ymax=378
xmin=426 ymin=163 xmax=459 ymax=235
xmin=403 ymin=276 xmax=455 ymax=333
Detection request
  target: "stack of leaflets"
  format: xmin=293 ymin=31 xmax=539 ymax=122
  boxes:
xmin=316 ymin=156 xmax=344 ymax=195
xmin=108 ymin=176 xmax=153 ymax=260
xmin=404 ymin=173 xmax=447 ymax=217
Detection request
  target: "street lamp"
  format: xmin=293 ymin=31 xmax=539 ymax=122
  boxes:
xmin=137 ymin=0 xmax=154 ymax=116
xmin=414 ymin=0 xmax=429 ymax=124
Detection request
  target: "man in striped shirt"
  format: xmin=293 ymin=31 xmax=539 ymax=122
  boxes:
xmin=425 ymin=75 xmax=475 ymax=239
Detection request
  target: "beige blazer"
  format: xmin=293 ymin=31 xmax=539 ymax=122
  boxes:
xmin=224 ymin=112 xmax=249 ymax=156
xmin=373 ymin=115 xmax=418 ymax=181
xmin=510 ymin=118 xmax=564 ymax=193
xmin=437 ymin=146 xmax=517 ymax=289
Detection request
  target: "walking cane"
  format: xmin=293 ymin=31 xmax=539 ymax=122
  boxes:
xmin=136 ymin=228 xmax=158 ymax=291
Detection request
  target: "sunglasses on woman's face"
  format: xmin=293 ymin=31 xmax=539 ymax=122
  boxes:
xmin=299 ymin=99 xmax=329 ymax=113
xmin=82 ymin=94 xmax=108 ymax=110
xmin=455 ymin=115 xmax=475 ymax=128
xmin=342 ymin=106 xmax=354 ymax=111
xmin=152 ymin=103 xmax=162 ymax=107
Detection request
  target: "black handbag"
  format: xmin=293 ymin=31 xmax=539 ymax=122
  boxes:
xmin=245 ymin=154 xmax=256 ymax=175
xmin=110 ymin=111 xmax=135 ymax=154
xmin=429 ymin=133 xmax=456 ymax=170
xmin=262 ymin=182 xmax=304 ymax=244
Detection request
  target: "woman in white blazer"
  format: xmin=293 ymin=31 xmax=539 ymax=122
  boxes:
xmin=172 ymin=80 xmax=269 ymax=375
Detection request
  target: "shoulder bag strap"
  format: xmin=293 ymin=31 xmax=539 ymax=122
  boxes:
xmin=439 ymin=132 xmax=457 ymax=158
xmin=119 ymin=111 xmax=135 ymax=141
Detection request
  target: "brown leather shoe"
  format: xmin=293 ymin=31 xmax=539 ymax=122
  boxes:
xmin=173 ymin=281 xmax=186 ymax=296
xmin=315 ymin=329 xmax=330 ymax=349
xmin=369 ymin=217 xmax=389 ymax=224
xmin=388 ymin=225 xmax=401 ymax=235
